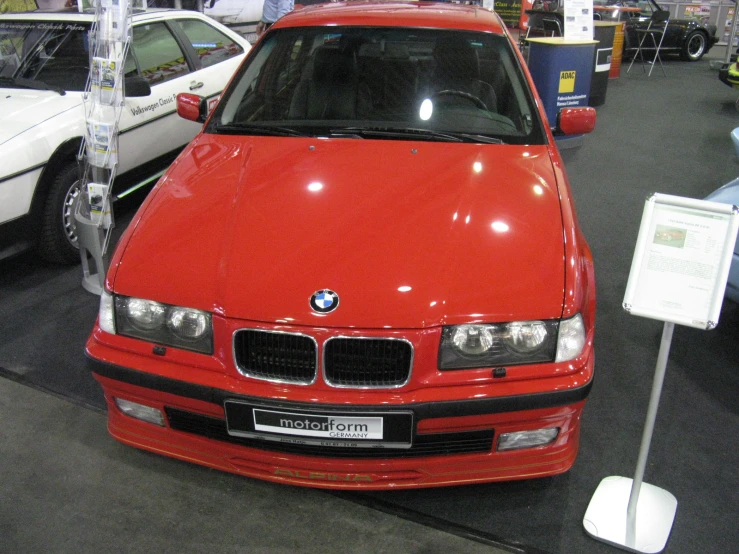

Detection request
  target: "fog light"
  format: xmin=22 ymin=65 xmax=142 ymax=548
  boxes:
xmin=497 ymin=428 xmax=559 ymax=451
xmin=114 ymin=398 xmax=165 ymax=426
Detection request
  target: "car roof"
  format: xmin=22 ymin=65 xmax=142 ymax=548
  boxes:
xmin=276 ymin=1 xmax=506 ymax=34
xmin=0 ymin=8 xmax=206 ymax=24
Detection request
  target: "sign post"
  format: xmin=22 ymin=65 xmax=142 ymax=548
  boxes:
xmin=583 ymin=193 xmax=739 ymax=554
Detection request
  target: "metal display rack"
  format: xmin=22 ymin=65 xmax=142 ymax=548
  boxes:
xmin=76 ymin=0 xmax=133 ymax=294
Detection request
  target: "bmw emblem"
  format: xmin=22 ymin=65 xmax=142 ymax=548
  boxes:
xmin=310 ymin=290 xmax=339 ymax=313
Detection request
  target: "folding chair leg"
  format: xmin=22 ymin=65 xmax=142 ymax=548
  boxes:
xmin=648 ymin=31 xmax=667 ymax=77
xmin=627 ymin=29 xmax=651 ymax=74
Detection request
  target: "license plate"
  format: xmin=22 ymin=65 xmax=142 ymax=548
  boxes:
xmin=224 ymin=401 xmax=413 ymax=448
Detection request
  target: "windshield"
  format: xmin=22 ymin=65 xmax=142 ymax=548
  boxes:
xmin=0 ymin=20 xmax=91 ymax=92
xmin=210 ymin=26 xmax=546 ymax=145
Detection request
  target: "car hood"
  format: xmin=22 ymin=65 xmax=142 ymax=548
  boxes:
xmin=114 ymin=134 xmax=566 ymax=328
xmin=0 ymin=89 xmax=81 ymax=145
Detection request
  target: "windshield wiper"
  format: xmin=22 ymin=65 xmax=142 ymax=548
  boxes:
xmin=329 ymin=127 xmax=504 ymax=144
xmin=330 ymin=126 xmax=461 ymax=142
xmin=0 ymin=76 xmax=66 ymax=96
xmin=215 ymin=123 xmax=309 ymax=137
xmin=450 ymin=132 xmax=505 ymax=145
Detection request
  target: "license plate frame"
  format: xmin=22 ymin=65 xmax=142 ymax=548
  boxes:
xmin=224 ymin=401 xmax=413 ymax=449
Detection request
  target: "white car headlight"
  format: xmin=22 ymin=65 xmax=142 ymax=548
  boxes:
xmin=450 ymin=324 xmax=495 ymax=356
xmin=167 ymin=307 xmax=210 ymax=341
xmin=439 ymin=320 xmax=559 ymax=369
xmin=439 ymin=314 xmax=587 ymax=369
xmin=125 ymin=298 xmax=167 ymax=331
xmin=114 ymin=295 xmax=213 ymax=354
xmin=504 ymin=321 xmax=550 ymax=354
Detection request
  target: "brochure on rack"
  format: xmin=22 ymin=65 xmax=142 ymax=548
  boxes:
xmin=91 ymin=57 xmax=122 ymax=105
xmin=86 ymin=120 xmax=118 ymax=169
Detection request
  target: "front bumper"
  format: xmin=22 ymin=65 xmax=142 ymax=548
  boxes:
xmin=88 ymin=344 xmax=594 ymax=489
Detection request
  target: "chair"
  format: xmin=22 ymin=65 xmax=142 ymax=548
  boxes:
xmin=627 ymin=9 xmax=670 ymax=77
xmin=541 ymin=16 xmax=563 ymax=37
xmin=520 ymin=14 xmax=562 ymax=61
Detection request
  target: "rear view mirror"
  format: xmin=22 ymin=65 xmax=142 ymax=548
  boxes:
xmin=177 ymin=93 xmax=208 ymax=123
xmin=556 ymin=107 xmax=596 ymax=136
xmin=124 ymin=75 xmax=151 ymax=98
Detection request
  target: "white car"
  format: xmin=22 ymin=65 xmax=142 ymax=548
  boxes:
xmin=0 ymin=8 xmax=250 ymax=263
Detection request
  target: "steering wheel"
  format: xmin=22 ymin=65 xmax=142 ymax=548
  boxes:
xmin=431 ymin=89 xmax=488 ymax=111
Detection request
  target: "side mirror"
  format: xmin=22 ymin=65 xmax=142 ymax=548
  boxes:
xmin=177 ymin=93 xmax=208 ymax=123
xmin=124 ymin=75 xmax=151 ymax=98
xmin=556 ymin=107 xmax=596 ymax=136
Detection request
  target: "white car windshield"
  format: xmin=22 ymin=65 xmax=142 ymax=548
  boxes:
xmin=211 ymin=26 xmax=545 ymax=145
xmin=0 ymin=20 xmax=91 ymax=93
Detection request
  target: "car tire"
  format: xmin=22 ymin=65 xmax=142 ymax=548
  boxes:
xmin=681 ymin=31 xmax=707 ymax=61
xmin=39 ymin=162 xmax=84 ymax=265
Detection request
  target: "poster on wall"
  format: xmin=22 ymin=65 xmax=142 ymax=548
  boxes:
xmin=684 ymin=4 xmax=712 ymax=24
xmin=494 ymin=0 xmax=523 ymax=28
xmin=623 ymin=194 xmax=739 ymax=329
xmin=564 ymin=0 xmax=594 ymax=40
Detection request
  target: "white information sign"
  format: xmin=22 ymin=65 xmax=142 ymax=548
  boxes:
xmin=564 ymin=0 xmax=594 ymax=40
xmin=623 ymin=193 xmax=739 ymax=329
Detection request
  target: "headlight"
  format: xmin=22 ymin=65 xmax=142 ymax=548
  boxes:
xmin=439 ymin=314 xmax=586 ymax=370
xmin=167 ymin=307 xmax=210 ymax=342
xmin=439 ymin=320 xmax=559 ymax=369
xmin=126 ymin=298 xmax=166 ymax=331
xmin=450 ymin=324 xmax=495 ymax=356
xmin=505 ymin=321 xmax=550 ymax=354
xmin=114 ymin=295 xmax=213 ymax=354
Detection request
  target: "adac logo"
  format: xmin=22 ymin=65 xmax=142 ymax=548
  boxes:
xmin=310 ymin=289 xmax=339 ymax=313
xmin=274 ymin=469 xmax=373 ymax=482
xmin=559 ymin=70 xmax=576 ymax=93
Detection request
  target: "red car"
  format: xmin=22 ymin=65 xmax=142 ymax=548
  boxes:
xmin=86 ymin=2 xmax=596 ymax=489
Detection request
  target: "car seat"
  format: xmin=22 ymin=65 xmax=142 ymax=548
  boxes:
xmin=289 ymin=46 xmax=372 ymax=120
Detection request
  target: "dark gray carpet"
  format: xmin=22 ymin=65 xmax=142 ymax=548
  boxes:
xmin=1 ymin=51 xmax=737 ymax=554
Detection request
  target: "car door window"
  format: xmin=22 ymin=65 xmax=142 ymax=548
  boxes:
xmin=130 ymin=22 xmax=190 ymax=85
xmin=173 ymin=18 xmax=243 ymax=69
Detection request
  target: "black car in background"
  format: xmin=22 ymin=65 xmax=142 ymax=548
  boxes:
xmin=533 ymin=0 xmax=718 ymax=61
xmin=606 ymin=0 xmax=718 ymax=61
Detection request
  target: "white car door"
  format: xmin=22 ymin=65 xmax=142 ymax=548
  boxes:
xmin=117 ymin=16 xmax=247 ymax=175
xmin=167 ymin=16 xmax=248 ymax=113
xmin=118 ymin=19 xmax=199 ymax=174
